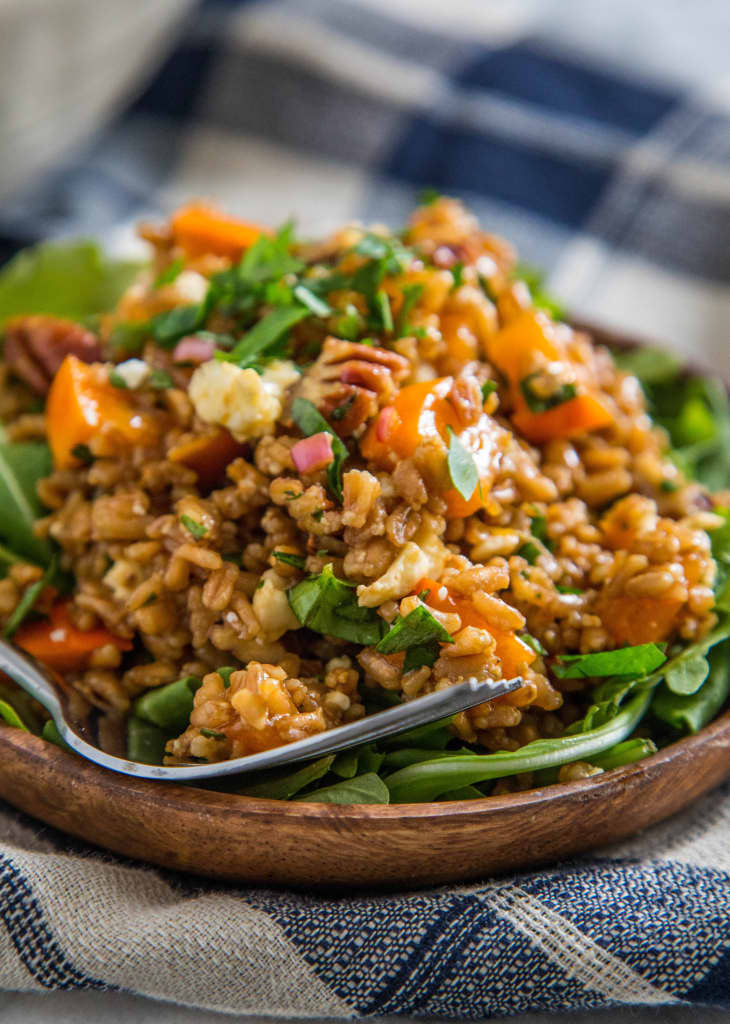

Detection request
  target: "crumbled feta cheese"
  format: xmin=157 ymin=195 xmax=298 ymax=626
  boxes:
xmin=169 ymin=270 xmax=209 ymax=304
xmin=113 ymin=359 xmax=150 ymax=389
xmin=253 ymin=569 xmax=299 ymax=640
xmin=357 ymin=527 xmax=449 ymax=607
xmin=188 ymin=359 xmax=299 ymax=441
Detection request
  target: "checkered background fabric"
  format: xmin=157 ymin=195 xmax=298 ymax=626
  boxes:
xmin=2 ymin=0 xmax=730 ymax=1016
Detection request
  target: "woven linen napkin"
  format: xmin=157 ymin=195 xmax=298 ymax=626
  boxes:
xmin=1 ymin=783 xmax=730 ymax=1017
xmin=2 ymin=0 xmax=730 ymax=1017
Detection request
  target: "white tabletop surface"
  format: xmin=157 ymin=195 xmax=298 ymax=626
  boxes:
xmin=1 ymin=991 xmax=729 ymax=1023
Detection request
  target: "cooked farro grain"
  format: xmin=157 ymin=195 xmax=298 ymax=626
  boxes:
xmin=0 ymin=196 xmax=727 ymax=803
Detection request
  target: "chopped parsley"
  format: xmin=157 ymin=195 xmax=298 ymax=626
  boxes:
xmin=71 ymin=443 xmax=95 ymax=465
xmin=481 ymin=380 xmax=497 ymax=403
xmin=153 ymin=257 xmax=184 ymax=289
xmin=516 ymin=541 xmax=540 ymax=565
xmin=520 ymin=374 xmax=577 ymax=414
xmin=180 ymin=515 xmax=208 ymax=540
xmin=287 ymin=563 xmax=385 ymax=645
xmin=273 ymin=551 xmax=306 ymax=569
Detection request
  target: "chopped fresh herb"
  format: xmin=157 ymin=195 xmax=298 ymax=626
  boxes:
xmin=133 ymin=675 xmax=202 ymax=735
xmin=109 ymin=368 xmax=129 ymax=389
xmin=480 ymin=380 xmax=497 ymax=403
xmin=293 ymin=284 xmax=331 ymax=317
xmin=236 ymin=755 xmax=335 ymax=800
xmin=0 ymin=440 xmax=54 ymax=565
xmin=520 ymin=374 xmax=577 ymax=413
xmin=221 ymin=305 xmax=309 ymax=368
xmin=375 ymin=289 xmax=393 ymax=333
xmin=522 ymin=634 xmax=547 ymax=656
xmin=553 ymin=643 xmax=667 ymax=679
xmin=397 ymin=282 xmax=424 ymax=335
xmin=446 ymin=427 xmax=479 ymax=502
xmin=330 ymin=395 xmax=355 ymax=421
xmin=108 ymin=321 xmax=150 ymax=356
xmin=517 ymin=541 xmax=540 ymax=565
xmin=451 ymin=262 xmax=464 ymax=289
xmin=200 ymin=727 xmax=226 ymax=740
xmin=287 ymin=563 xmax=385 ymax=645
xmin=335 ymin=304 xmax=363 ymax=341
xmin=151 ymin=303 xmax=206 ymax=347
xmin=377 ymin=605 xmax=453 ymax=656
xmin=291 ymin=397 xmax=348 ymax=502
xmin=218 ymin=666 xmax=236 ymax=687
xmin=273 ymin=551 xmax=306 ymax=569
xmin=529 ymin=514 xmax=552 ymax=549
xmin=147 ymin=368 xmax=173 ymax=390
xmin=180 ymin=514 xmax=208 ymax=540
xmin=556 ymin=584 xmax=583 ymax=595
xmin=222 ymin=552 xmax=243 ymax=566
xmin=660 ymin=479 xmax=679 ymax=493
xmin=71 ymin=443 xmax=95 ymax=465
xmin=0 ymin=699 xmax=29 ymax=731
xmin=153 ymin=258 xmax=184 ymax=289
xmin=312 ymin=508 xmax=324 ymax=522
xmin=141 ymin=593 xmax=158 ymax=607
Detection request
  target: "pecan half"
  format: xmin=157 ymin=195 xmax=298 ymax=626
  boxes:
xmin=4 ymin=315 xmax=102 ymax=394
xmin=294 ymin=336 xmax=409 ymax=435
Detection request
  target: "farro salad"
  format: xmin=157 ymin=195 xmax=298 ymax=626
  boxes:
xmin=0 ymin=196 xmax=728 ymax=805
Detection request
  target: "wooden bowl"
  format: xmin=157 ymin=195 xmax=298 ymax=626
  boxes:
xmin=2 ymin=712 xmax=730 ymax=889
xmin=1 ymin=321 xmax=728 ymax=889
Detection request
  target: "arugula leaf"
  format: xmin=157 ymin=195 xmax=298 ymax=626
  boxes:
xmin=0 ymin=698 xmax=29 ymax=731
xmin=291 ymin=397 xmax=348 ymax=502
xmin=652 ymin=639 xmax=730 ymax=734
xmin=287 ymin=563 xmax=384 ymax=645
xmin=0 ymin=241 xmax=140 ymax=326
xmin=587 ymin=737 xmax=656 ymax=771
xmin=613 ymin=346 xmax=681 ymax=385
xmin=133 ymin=676 xmax=202 ymax=735
xmin=235 ymin=755 xmax=335 ymax=800
xmin=553 ymin=643 xmax=666 ymax=679
xmin=331 ymin=748 xmax=360 ymax=778
xmin=0 ymin=441 xmax=53 ymax=565
xmin=376 ymin=605 xmax=453 ymax=674
xmin=397 ymin=282 xmax=424 ymax=335
xmin=375 ymin=290 xmax=393 ymax=333
xmin=664 ymin=653 xmax=710 ymax=695
xmin=522 ymin=633 xmax=547 ymax=656
xmin=294 ymin=772 xmax=389 ymax=804
xmin=127 ymin=716 xmax=168 ymax=765
xmin=272 ymin=550 xmax=306 ymax=569
xmin=108 ymin=321 xmax=151 ymax=356
xmin=446 ymin=427 xmax=478 ymax=502
xmin=385 ymin=692 xmax=651 ymax=802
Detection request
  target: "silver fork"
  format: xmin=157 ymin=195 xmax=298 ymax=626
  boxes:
xmin=0 ymin=638 xmax=522 ymax=781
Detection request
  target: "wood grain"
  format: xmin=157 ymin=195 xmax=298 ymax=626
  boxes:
xmin=1 ymin=712 xmax=729 ymax=889
xmin=0 ymin=319 xmax=727 ymax=890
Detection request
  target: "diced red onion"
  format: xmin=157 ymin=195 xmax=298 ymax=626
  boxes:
xmin=376 ymin=406 xmax=398 ymax=442
xmin=291 ymin=432 xmax=334 ymax=473
xmin=172 ymin=336 xmax=216 ymax=364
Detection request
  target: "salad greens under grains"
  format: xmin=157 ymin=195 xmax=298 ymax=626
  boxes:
xmin=0 ymin=196 xmax=729 ymax=805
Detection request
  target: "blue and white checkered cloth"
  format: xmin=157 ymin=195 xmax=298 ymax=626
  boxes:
xmin=2 ymin=0 xmax=730 ymax=1016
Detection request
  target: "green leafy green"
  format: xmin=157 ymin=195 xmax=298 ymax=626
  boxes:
xmin=42 ymin=718 xmax=72 ymax=752
xmin=0 ymin=241 xmax=140 ymax=326
xmin=446 ymin=427 xmax=478 ymax=501
xmin=150 ymin=303 xmax=206 ymax=347
xmin=553 ymin=643 xmax=666 ymax=679
xmin=293 ymin=284 xmax=331 ymax=317
xmin=513 ymin=263 xmax=564 ymax=319
xmin=653 ymin=639 xmax=730 ymax=734
xmin=291 ymin=397 xmax=348 ymax=502
xmin=385 ymin=692 xmax=651 ymax=802
xmin=0 ymin=441 xmax=53 ymax=565
xmin=236 ymin=755 xmax=335 ymax=799
xmin=132 ymin=676 xmax=202 ymax=735
xmin=153 ymin=258 xmax=184 ymax=289
xmin=0 ymin=698 xmax=29 ymax=730
xmin=287 ymin=563 xmax=384 ymax=645
xmin=127 ymin=716 xmax=168 ymax=765
xmin=481 ymin=380 xmax=497 ymax=403
xmin=293 ymin=772 xmax=390 ymax=805
xmin=587 ymin=737 xmax=657 ymax=772
xmin=331 ymin=748 xmax=360 ymax=779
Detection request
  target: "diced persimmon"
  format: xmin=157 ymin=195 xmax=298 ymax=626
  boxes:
xmin=512 ymin=392 xmax=613 ymax=444
xmin=171 ymin=203 xmax=267 ymax=260
xmin=47 ymin=355 xmax=157 ymax=469
xmin=414 ymin=578 xmax=536 ymax=677
xmin=168 ymin=429 xmax=247 ymax=490
xmin=595 ymin=594 xmax=683 ymax=647
xmin=16 ymin=600 xmax=132 ymax=673
xmin=487 ymin=309 xmax=562 ymax=383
